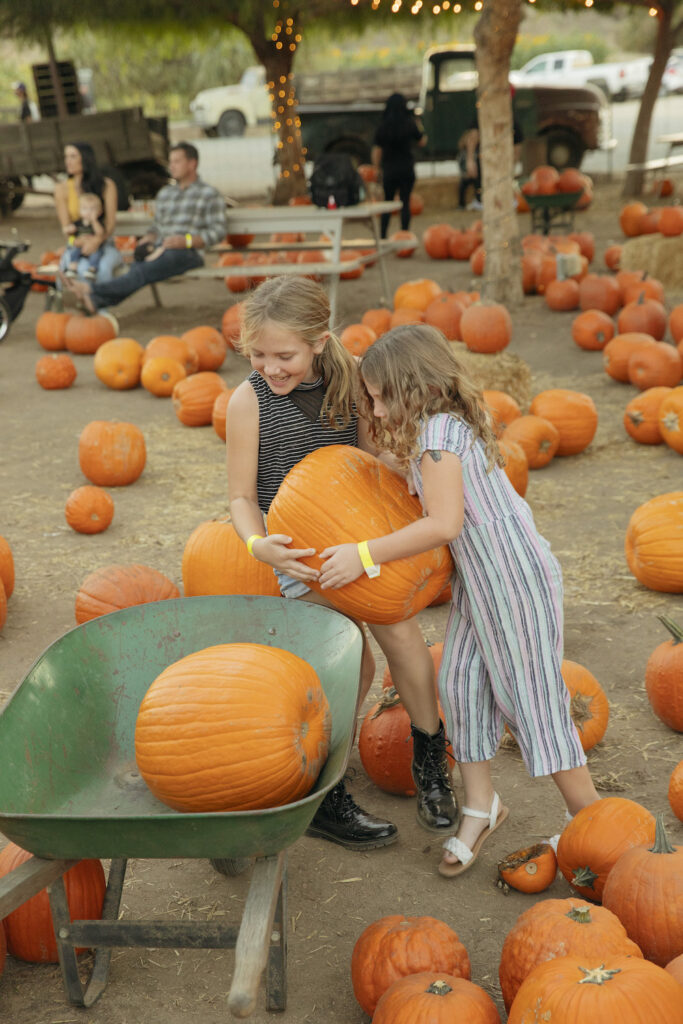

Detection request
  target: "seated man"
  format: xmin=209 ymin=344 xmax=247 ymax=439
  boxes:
xmin=62 ymin=142 xmax=227 ymax=313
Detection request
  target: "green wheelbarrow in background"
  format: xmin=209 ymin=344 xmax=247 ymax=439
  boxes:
xmin=0 ymin=595 xmax=363 ymax=1018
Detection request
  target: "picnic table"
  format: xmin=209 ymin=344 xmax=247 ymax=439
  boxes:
xmin=625 ymin=131 xmax=683 ymax=179
xmin=116 ymin=200 xmax=410 ymax=323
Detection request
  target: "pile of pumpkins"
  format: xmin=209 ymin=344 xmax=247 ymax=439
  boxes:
xmin=619 ymin=200 xmax=683 ymax=239
xmin=348 ymin=796 xmax=682 ymax=1022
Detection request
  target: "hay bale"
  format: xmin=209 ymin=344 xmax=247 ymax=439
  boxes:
xmin=620 ymin=234 xmax=683 ymax=290
xmin=449 ymin=342 xmax=532 ymax=408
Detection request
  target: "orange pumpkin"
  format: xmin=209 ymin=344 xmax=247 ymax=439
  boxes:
xmin=497 ymin=843 xmax=557 ymax=894
xmin=373 ymin=974 xmax=500 ymax=1024
xmin=622 ymin=276 xmax=665 ymax=306
xmin=556 ymin=797 xmax=656 ymax=902
xmin=625 ymin=491 xmax=683 ymax=592
xmin=637 ymin=208 xmax=662 ymax=235
xmin=0 ymin=844 xmax=106 ymax=963
xmin=448 ymin=230 xmax=481 ymax=261
xmin=0 ymin=535 xmax=15 ymax=599
xmin=645 ymin=615 xmax=683 ymax=731
xmin=561 ymin=659 xmax=609 ymax=751
xmin=393 ymin=278 xmax=442 ymax=311
xmin=35 ymin=352 xmax=77 ymax=389
xmin=172 ymin=371 xmax=227 ymax=427
xmin=75 ymin=563 xmax=180 ymax=623
xmin=64 ymin=313 xmax=118 ymax=354
xmin=211 ymin=387 xmax=236 ymax=440
xmin=226 ymin=232 xmax=254 ymax=248
xmin=93 ymin=337 xmax=144 ymax=390
xmin=498 ymin=439 xmax=528 ymax=498
xmin=481 ymin=390 xmax=522 ymax=437
xmin=659 ymin=205 xmax=683 ymax=237
xmin=659 ymin=386 xmax=683 ymax=453
xmin=469 ymin=244 xmax=486 ymax=275
xmin=567 ymin=230 xmax=595 ymax=262
xmin=267 ymin=445 xmax=453 ymax=625
xmin=544 ymin=278 xmax=580 ymax=312
xmin=602 ymin=816 xmax=683 ymax=967
xmin=603 ymin=332 xmax=656 ymax=382
xmin=181 ymin=518 xmax=279 ymax=597
xmin=422 ymin=223 xmax=455 ymax=259
xmin=339 ymin=248 xmax=365 ymax=280
xmin=35 ymin=310 xmax=72 ymax=350
xmin=389 ymin=229 xmax=418 ymax=257
xmin=669 ymin=761 xmax=683 ymax=821
xmin=557 ymin=167 xmax=585 ymax=193
xmin=78 ymin=420 xmax=146 ymax=486
xmin=359 ymin=689 xmax=419 ymax=797
xmin=460 ymin=302 xmax=512 ymax=354
xmin=351 ymin=915 xmax=471 ymax=1017
xmin=578 ymin=273 xmax=621 ymax=315
xmin=499 ymin=898 xmax=643 ymax=1011
xmin=669 ymin=304 xmax=683 ymax=344
xmin=221 ymin=302 xmax=245 ymax=349
xmin=140 ymin=355 xmax=187 ymax=397
xmin=619 ymin=201 xmax=649 ymax=237
xmin=534 ymin=255 xmax=557 ymax=295
xmin=340 ymin=323 xmax=377 ymax=357
xmin=603 ymin=244 xmax=621 ymax=270
xmin=409 ymin=191 xmax=424 ymax=216
xmin=529 ymin=389 xmax=598 ymax=456
xmin=571 ymin=309 xmax=615 ymax=351
xmin=181 ymin=325 xmax=228 ymax=372
xmin=665 ymin=952 xmax=683 ymax=986
xmin=389 ymin=307 xmax=426 ymax=328
xmin=628 ymin=341 xmax=682 ymax=390
xmin=424 ymin=293 xmax=467 ymax=340
xmin=361 ymin=307 xmax=392 ymax=337
xmin=221 ymin=250 xmax=249 ymax=292
xmin=521 ymin=251 xmax=543 ymax=294
xmin=507 ymin=956 xmax=682 ymax=1024
xmin=0 ymin=579 xmax=6 ymax=631
xmin=623 ymin=386 xmax=672 ymax=444
xmin=65 ymin=485 xmax=114 ymax=534
xmin=529 ymin=164 xmax=560 ymax=195
xmin=617 ymin=295 xmax=667 ymax=340
xmin=135 ymin=643 xmax=330 ymax=811
xmin=501 ymin=416 xmax=560 ymax=470
xmin=652 ymin=177 xmax=675 ymax=198
xmin=143 ymin=335 xmax=199 ymax=375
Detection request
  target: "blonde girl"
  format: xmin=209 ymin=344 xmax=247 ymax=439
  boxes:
xmin=318 ymin=324 xmax=600 ymax=876
xmin=226 ymin=277 xmax=458 ymax=851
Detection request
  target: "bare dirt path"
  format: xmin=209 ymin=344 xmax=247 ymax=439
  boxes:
xmin=0 ymin=185 xmax=681 ymax=1023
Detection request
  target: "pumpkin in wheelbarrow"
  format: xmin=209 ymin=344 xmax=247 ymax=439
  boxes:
xmin=134 ymin=643 xmax=331 ymax=812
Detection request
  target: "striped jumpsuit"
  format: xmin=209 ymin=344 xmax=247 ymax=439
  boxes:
xmin=411 ymin=413 xmax=586 ymax=778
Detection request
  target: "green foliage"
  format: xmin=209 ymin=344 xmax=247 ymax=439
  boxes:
xmin=511 ymin=32 xmax=609 ymax=68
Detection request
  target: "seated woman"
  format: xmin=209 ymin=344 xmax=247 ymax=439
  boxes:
xmin=54 ymin=142 xmax=123 ymax=285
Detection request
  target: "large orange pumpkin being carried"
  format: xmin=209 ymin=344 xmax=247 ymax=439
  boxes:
xmin=134 ymin=643 xmax=331 ymax=812
xmin=267 ymin=445 xmax=453 ymax=624
xmin=182 ymin=518 xmax=279 ymax=597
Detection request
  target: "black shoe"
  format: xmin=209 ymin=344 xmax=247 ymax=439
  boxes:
xmin=306 ymin=779 xmax=398 ymax=850
xmin=411 ymin=721 xmax=459 ymax=832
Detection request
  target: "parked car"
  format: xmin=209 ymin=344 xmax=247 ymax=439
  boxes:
xmin=661 ymin=49 xmax=683 ymax=94
xmin=510 ymin=49 xmax=650 ymax=101
xmin=189 ymin=66 xmax=272 ymax=137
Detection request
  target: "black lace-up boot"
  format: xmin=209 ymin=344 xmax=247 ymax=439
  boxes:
xmin=306 ymin=778 xmax=398 ymax=850
xmin=411 ymin=720 xmax=459 ymax=831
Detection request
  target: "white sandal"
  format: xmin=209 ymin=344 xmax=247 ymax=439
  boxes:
xmin=438 ymin=791 xmax=509 ymax=878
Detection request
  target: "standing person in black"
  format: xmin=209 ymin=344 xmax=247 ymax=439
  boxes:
xmin=372 ymin=92 xmax=426 ymax=239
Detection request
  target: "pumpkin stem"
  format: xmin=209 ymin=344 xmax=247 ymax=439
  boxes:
xmin=651 ymin=813 xmax=676 ymax=855
xmin=371 ymin=686 xmax=403 ymax=718
xmin=571 ymin=866 xmax=599 ymax=891
xmin=657 ymin=615 xmax=683 ymax=646
xmin=426 ymin=980 xmax=453 ymax=996
xmin=566 ymin=905 xmax=593 ymax=924
xmin=578 ymin=964 xmax=622 ymax=986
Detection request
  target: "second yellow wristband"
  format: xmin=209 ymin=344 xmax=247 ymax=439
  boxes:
xmin=246 ymin=534 xmax=264 ymax=557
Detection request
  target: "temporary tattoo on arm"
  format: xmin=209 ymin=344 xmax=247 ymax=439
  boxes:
xmin=426 ymin=449 xmax=443 ymax=463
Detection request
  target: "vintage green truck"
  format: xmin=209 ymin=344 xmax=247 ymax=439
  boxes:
xmin=297 ymin=45 xmax=613 ymax=172
xmin=0 ymin=107 xmax=169 ymax=216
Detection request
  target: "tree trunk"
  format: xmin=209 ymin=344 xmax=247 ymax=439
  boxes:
xmin=248 ymin=11 xmax=308 ymax=206
xmin=44 ymin=23 xmax=68 ymax=119
xmin=474 ymin=0 xmax=523 ymax=307
xmin=622 ymin=2 xmax=674 ymax=198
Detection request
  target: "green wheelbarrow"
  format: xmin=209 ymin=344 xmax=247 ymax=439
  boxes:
xmin=0 ymin=595 xmax=363 ymax=1018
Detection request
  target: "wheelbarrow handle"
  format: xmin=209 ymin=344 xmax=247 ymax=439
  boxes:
xmin=0 ymin=855 xmax=75 ymax=919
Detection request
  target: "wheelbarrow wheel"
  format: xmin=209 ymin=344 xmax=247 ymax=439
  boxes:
xmin=210 ymin=856 xmax=252 ymax=877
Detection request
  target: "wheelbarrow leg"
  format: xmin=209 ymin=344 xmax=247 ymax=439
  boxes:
xmin=49 ymin=857 xmax=127 ymax=1008
xmin=265 ymin=858 xmax=287 ymax=1012
xmin=228 ymin=851 xmax=286 ymax=1018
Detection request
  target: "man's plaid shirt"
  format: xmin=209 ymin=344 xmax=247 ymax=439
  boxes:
xmin=153 ymin=177 xmax=227 ymax=248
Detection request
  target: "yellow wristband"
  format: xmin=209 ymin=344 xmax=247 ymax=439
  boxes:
xmin=358 ymin=540 xmax=381 ymax=578
xmin=68 ymin=235 xmax=75 ymax=245
xmin=185 ymin=232 xmax=193 ymax=249
xmin=246 ymin=534 xmax=264 ymax=557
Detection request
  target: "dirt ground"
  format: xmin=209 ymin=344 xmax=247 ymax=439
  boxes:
xmin=1 ymin=181 xmax=682 ymax=1024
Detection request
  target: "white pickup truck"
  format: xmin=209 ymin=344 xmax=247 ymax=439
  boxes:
xmin=510 ymin=49 xmax=651 ymax=102
xmin=189 ymin=66 xmax=271 ymax=137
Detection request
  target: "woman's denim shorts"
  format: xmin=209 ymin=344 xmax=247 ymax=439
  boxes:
xmin=273 ymin=567 xmax=310 ymax=600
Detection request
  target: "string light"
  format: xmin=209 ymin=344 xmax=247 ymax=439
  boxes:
xmin=584 ymin=0 xmax=593 ymax=7
xmin=648 ymin=5 xmax=658 ymax=12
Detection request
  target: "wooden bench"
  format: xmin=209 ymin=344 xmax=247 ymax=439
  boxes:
xmin=625 ymin=153 xmax=683 ymax=176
